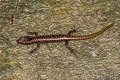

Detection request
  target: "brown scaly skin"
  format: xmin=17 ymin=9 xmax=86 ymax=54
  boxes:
xmin=17 ymin=22 xmax=115 ymax=54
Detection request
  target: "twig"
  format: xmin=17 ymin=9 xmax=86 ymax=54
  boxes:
xmin=10 ymin=0 xmax=19 ymax=25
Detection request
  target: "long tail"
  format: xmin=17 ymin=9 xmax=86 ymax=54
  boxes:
xmin=70 ymin=22 xmax=115 ymax=40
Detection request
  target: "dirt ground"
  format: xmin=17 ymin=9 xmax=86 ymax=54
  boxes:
xmin=0 ymin=0 xmax=120 ymax=80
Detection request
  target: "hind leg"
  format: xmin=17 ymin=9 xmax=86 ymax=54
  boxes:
xmin=65 ymin=41 xmax=78 ymax=58
xmin=67 ymin=26 xmax=80 ymax=35
xmin=68 ymin=29 xmax=77 ymax=35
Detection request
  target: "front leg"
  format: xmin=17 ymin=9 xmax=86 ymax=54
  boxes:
xmin=26 ymin=32 xmax=38 ymax=36
xmin=29 ymin=43 xmax=40 ymax=54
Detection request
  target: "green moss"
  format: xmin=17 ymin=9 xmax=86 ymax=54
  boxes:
xmin=0 ymin=0 xmax=119 ymax=80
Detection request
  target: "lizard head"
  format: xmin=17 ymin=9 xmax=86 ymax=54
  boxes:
xmin=17 ymin=36 xmax=33 ymax=45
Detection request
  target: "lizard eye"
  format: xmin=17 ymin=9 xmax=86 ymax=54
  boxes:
xmin=26 ymin=37 xmax=32 ymax=41
xmin=21 ymin=37 xmax=27 ymax=41
xmin=18 ymin=37 xmax=28 ymax=42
